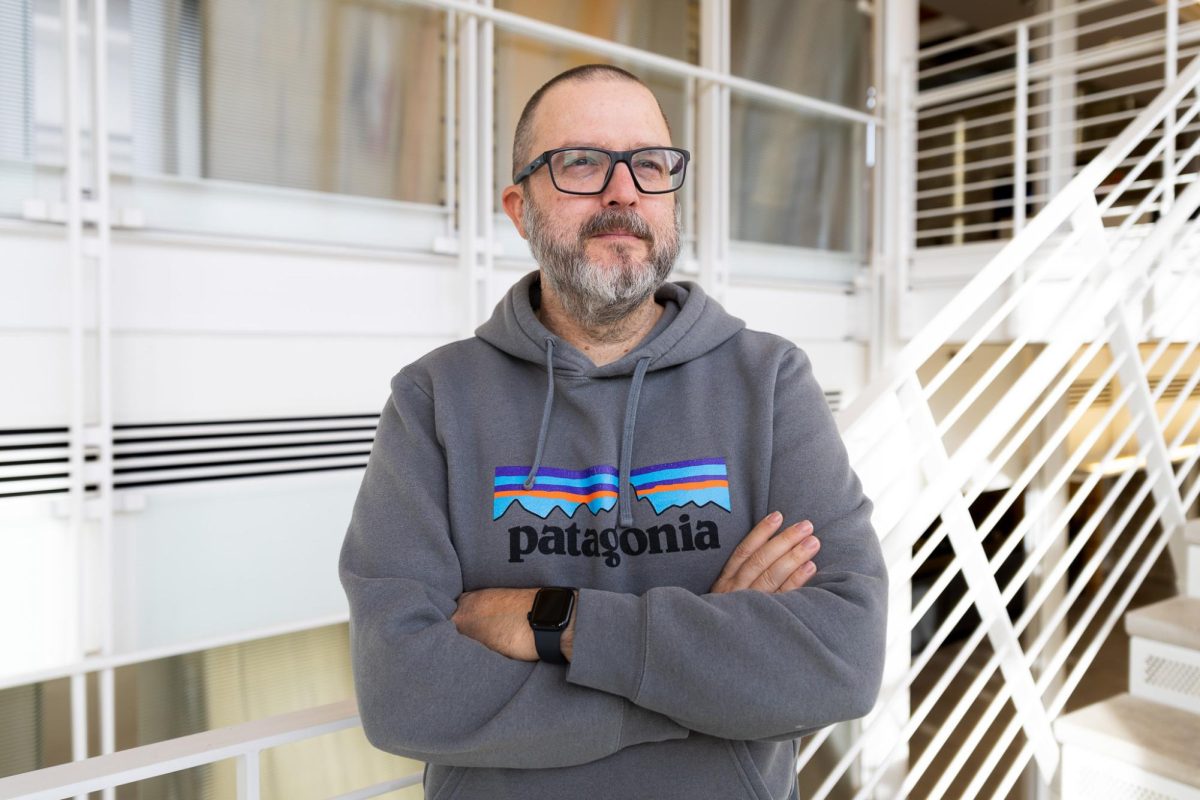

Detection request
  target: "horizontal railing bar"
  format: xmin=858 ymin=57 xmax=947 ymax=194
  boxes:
xmin=917 ymin=0 xmax=1129 ymax=60
xmin=921 ymin=87 xmax=1020 ymax=120
xmin=1098 ymin=93 xmax=1200 ymax=214
xmin=0 ymin=701 xmax=361 ymax=799
xmin=0 ymin=613 xmax=350 ymax=693
xmin=916 ymin=220 xmax=1014 ymax=239
xmin=918 ymin=25 xmax=1200 ymax=110
xmin=393 ymin=0 xmax=879 ymax=126
xmin=918 ymin=78 xmax=1167 ymax=142
xmin=914 ymin=195 xmax=1051 ymax=219
xmin=1026 ymin=4 xmax=1168 ymax=53
xmin=918 ymin=43 xmax=1019 ymax=82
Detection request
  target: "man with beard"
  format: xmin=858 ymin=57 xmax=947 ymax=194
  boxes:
xmin=339 ymin=65 xmax=887 ymax=800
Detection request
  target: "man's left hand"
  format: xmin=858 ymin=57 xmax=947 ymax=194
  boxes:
xmin=451 ymin=587 xmax=575 ymax=662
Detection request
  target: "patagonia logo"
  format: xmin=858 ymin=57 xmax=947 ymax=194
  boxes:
xmin=492 ymin=458 xmax=731 ymax=520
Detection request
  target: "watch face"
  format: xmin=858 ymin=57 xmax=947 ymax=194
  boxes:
xmin=530 ymin=588 xmax=574 ymax=630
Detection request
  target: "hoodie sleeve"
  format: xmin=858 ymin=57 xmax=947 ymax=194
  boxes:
xmin=339 ymin=372 xmax=690 ymax=769
xmin=563 ymin=347 xmax=888 ymax=742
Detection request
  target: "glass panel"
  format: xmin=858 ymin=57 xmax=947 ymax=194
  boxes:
xmin=111 ymin=475 xmax=357 ymax=653
xmin=731 ymin=0 xmax=870 ymax=107
xmin=0 ymin=679 xmax=70 ymax=779
xmin=731 ymin=97 xmax=864 ymax=253
xmin=730 ymin=0 xmax=870 ymax=253
xmin=495 ymin=0 xmax=699 ymax=62
xmin=122 ymin=0 xmax=445 ymax=243
xmin=0 ymin=0 xmax=37 ymax=219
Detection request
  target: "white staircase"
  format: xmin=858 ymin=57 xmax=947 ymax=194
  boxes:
xmin=806 ymin=44 xmax=1200 ymax=799
xmin=1056 ymin=519 xmax=1200 ymax=799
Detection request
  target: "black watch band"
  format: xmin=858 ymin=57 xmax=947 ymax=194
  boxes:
xmin=527 ymin=587 xmax=576 ymax=664
xmin=532 ymin=626 xmax=569 ymax=664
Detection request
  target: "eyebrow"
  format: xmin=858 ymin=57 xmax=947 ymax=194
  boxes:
xmin=550 ymin=142 xmax=672 ymax=151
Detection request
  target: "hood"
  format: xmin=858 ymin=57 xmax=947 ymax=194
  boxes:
xmin=476 ymin=271 xmax=745 ymax=378
xmin=475 ymin=270 xmax=745 ymax=529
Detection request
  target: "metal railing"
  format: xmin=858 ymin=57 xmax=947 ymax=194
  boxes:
xmin=0 ymin=701 xmax=424 ymax=800
xmin=916 ymin=0 xmax=1200 ymax=247
xmin=813 ymin=48 xmax=1200 ymax=799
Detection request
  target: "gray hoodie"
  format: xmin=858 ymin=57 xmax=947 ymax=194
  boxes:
xmin=339 ymin=271 xmax=887 ymax=800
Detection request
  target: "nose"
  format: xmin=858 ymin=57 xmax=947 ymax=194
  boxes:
xmin=600 ymin=161 xmax=639 ymax=207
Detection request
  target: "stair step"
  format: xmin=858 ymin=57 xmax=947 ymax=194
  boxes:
xmin=1126 ymin=596 xmax=1200 ymax=651
xmin=1055 ymin=693 xmax=1200 ymax=795
xmin=1127 ymin=596 xmax=1200 ymax=715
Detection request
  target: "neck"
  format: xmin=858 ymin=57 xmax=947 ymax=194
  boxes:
xmin=536 ymin=280 xmax=664 ymax=367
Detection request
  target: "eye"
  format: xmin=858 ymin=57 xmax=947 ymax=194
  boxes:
xmin=561 ymin=152 xmax=601 ymax=168
xmin=634 ymin=158 xmax=667 ymax=175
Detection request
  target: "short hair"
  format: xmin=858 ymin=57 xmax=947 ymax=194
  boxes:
xmin=511 ymin=64 xmax=672 ymax=182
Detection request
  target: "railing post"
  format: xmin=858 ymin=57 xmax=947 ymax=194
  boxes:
xmin=237 ymin=750 xmax=261 ymax=800
xmin=1164 ymin=0 xmax=1178 ymax=216
xmin=698 ymin=0 xmax=730 ymax=303
xmin=1014 ymin=23 xmax=1028 ymax=237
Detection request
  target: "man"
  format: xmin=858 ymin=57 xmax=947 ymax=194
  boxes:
xmin=339 ymin=64 xmax=886 ymax=800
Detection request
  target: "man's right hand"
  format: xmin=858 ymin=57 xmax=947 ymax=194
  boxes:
xmin=709 ymin=512 xmax=820 ymax=595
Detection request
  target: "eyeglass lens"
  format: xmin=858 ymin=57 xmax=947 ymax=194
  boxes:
xmin=548 ymin=149 xmax=686 ymax=194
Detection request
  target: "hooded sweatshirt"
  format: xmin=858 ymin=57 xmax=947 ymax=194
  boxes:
xmin=339 ymin=271 xmax=887 ymax=800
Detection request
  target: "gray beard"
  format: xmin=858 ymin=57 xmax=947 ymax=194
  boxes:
xmin=523 ymin=200 xmax=681 ymax=332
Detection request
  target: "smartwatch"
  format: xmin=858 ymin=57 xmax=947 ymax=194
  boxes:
xmin=527 ymin=586 xmax=577 ymax=664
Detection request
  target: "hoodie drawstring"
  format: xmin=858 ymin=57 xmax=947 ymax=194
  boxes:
xmin=618 ymin=356 xmax=652 ymax=528
xmin=523 ymin=340 xmax=650 ymax=528
xmin=523 ymin=338 xmax=556 ymax=491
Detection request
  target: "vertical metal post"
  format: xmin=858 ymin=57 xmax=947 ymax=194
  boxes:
xmin=63 ymin=0 xmax=90 ymax=792
xmin=88 ymin=0 xmax=117 ymax=793
xmin=444 ymin=10 xmax=457 ymax=237
xmin=458 ymin=8 xmax=479 ymax=339
xmin=1037 ymin=0 xmax=1077 ymax=202
xmin=697 ymin=0 xmax=729 ymax=303
xmin=878 ymin=0 xmax=916 ymax=373
xmin=236 ymin=750 xmax=261 ymax=800
xmin=477 ymin=0 xmax=494 ymax=320
xmin=952 ymin=115 xmax=965 ymax=245
xmin=1164 ymin=0 xmax=1178 ymax=216
xmin=1014 ymin=24 xmax=1028 ymax=236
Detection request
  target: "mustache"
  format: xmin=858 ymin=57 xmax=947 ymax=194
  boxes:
xmin=579 ymin=209 xmax=653 ymax=242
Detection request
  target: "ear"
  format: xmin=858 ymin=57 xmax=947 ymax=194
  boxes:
xmin=501 ymin=184 xmax=528 ymax=239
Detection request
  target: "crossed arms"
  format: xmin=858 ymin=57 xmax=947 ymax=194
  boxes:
xmin=338 ymin=350 xmax=888 ymax=769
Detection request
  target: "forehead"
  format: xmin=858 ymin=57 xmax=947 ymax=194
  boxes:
xmin=532 ymin=78 xmax=671 ymax=151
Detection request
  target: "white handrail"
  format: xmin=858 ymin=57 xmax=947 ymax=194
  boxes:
xmin=0 ymin=700 xmax=416 ymax=800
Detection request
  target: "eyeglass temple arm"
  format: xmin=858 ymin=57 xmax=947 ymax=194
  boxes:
xmin=513 ymin=154 xmax=547 ymax=184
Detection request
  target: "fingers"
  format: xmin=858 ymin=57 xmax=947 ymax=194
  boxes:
xmin=775 ymin=559 xmax=818 ymax=593
xmin=711 ymin=511 xmax=784 ymax=592
xmin=732 ymin=519 xmax=814 ymax=590
xmin=747 ymin=529 xmax=819 ymax=592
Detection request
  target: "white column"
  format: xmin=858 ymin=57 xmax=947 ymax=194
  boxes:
xmin=1034 ymin=0 xmax=1077 ymax=203
xmin=877 ymin=0 xmax=917 ymax=372
xmin=697 ymin=0 xmax=729 ymax=303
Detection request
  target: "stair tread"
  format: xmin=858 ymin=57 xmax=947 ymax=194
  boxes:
xmin=1125 ymin=596 xmax=1200 ymax=650
xmin=1055 ymin=693 xmax=1200 ymax=787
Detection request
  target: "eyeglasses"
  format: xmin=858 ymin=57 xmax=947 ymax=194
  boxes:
xmin=513 ymin=146 xmax=691 ymax=195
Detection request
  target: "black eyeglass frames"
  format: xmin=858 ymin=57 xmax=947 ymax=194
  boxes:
xmin=513 ymin=147 xmax=691 ymax=195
